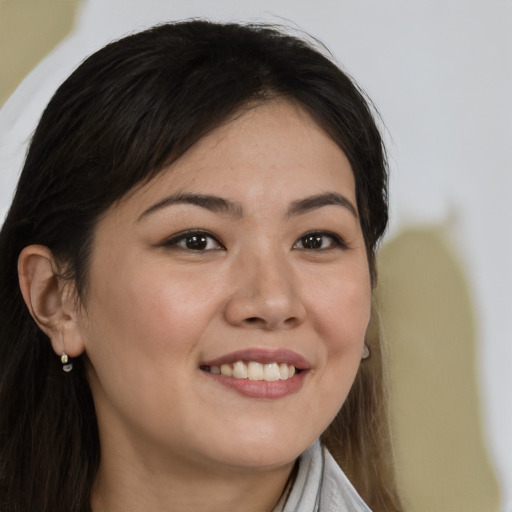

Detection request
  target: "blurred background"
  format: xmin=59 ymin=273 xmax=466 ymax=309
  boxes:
xmin=1 ymin=1 xmax=510 ymax=510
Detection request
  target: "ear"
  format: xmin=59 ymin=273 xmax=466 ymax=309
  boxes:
xmin=18 ymin=245 xmax=85 ymax=358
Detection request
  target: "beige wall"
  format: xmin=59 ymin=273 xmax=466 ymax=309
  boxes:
xmin=378 ymin=228 xmax=500 ymax=511
xmin=0 ymin=2 xmax=501 ymax=510
xmin=0 ymin=0 xmax=80 ymax=107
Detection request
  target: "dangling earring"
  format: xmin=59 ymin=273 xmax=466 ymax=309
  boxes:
xmin=361 ymin=344 xmax=370 ymax=360
xmin=61 ymin=353 xmax=73 ymax=372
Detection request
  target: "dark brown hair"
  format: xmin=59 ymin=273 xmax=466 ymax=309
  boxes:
xmin=0 ymin=20 xmax=401 ymax=511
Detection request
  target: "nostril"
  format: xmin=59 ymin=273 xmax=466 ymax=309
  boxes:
xmin=245 ymin=317 xmax=262 ymax=324
xmin=242 ymin=316 xmax=299 ymax=329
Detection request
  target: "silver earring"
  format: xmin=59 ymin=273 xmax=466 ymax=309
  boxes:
xmin=361 ymin=344 xmax=370 ymax=360
xmin=61 ymin=353 xmax=73 ymax=372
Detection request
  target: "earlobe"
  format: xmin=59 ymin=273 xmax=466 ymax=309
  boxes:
xmin=18 ymin=245 xmax=85 ymax=358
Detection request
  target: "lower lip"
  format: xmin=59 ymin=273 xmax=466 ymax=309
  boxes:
xmin=201 ymin=370 xmax=307 ymax=399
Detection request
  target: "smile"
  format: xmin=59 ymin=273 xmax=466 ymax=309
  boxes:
xmin=199 ymin=349 xmax=309 ymax=398
xmin=201 ymin=361 xmax=297 ymax=381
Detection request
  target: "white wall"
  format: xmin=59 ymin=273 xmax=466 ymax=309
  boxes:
xmin=1 ymin=1 xmax=510 ymax=508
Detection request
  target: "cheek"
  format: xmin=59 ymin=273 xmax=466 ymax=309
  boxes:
xmin=306 ymin=264 xmax=372 ymax=345
xmin=79 ymin=263 xmax=215 ymax=423
xmin=306 ymin=265 xmax=371 ymax=410
xmin=81 ymin=258 xmax=224 ymax=367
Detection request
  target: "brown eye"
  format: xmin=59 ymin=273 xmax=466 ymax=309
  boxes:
xmin=184 ymin=235 xmax=209 ymax=250
xmin=293 ymin=231 xmax=344 ymax=250
xmin=300 ymin=234 xmax=324 ymax=249
xmin=165 ymin=231 xmax=224 ymax=251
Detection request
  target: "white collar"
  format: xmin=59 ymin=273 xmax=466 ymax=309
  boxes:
xmin=273 ymin=440 xmax=373 ymax=512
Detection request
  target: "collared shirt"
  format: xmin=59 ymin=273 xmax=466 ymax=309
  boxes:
xmin=273 ymin=440 xmax=373 ymax=512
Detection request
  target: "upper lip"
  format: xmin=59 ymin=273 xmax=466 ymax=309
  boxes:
xmin=200 ymin=348 xmax=310 ymax=370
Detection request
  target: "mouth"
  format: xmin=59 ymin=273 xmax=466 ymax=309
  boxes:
xmin=200 ymin=361 xmax=301 ymax=382
xmin=199 ymin=349 xmax=309 ymax=398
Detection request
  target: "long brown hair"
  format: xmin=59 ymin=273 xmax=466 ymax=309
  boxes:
xmin=0 ymin=20 xmax=401 ymax=511
xmin=322 ymin=306 xmax=402 ymax=510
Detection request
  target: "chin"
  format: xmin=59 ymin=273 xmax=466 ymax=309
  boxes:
xmin=205 ymin=427 xmax=316 ymax=471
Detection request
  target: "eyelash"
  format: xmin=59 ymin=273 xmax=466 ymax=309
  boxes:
xmin=162 ymin=230 xmax=225 ymax=251
xmin=293 ymin=231 xmax=347 ymax=251
xmin=161 ymin=230 xmax=347 ymax=252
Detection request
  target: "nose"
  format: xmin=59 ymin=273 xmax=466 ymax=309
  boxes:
xmin=224 ymin=249 xmax=306 ymax=331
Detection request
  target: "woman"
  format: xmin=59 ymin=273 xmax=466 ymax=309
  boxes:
xmin=0 ymin=20 xmax=402 ymax=512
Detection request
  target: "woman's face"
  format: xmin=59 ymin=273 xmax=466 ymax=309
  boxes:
xmin=76 ymin=100 xmax=372 ymax=473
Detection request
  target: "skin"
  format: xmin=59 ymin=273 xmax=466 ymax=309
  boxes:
xmin=19 ymin=100 xmax=372 ymax=512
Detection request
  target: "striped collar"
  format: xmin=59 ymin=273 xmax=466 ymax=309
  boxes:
xmin=273 ymin=440 xmax=372 ymax=512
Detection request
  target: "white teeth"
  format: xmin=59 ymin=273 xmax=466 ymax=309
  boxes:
xmin=232 ymin=361 xmax=248 ymax=379
xmin=247 ymin=361 xmax=264 ymax=380
xmin=263 ymin=363 xmax=280 ymax=381
xmin=220 ymin=364 xmax=232 ymax=377
xmin=213 ymin=361 xmax=298 ymax=381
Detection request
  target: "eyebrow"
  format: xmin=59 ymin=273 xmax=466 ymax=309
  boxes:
xmin=138 ymin=190 xmax=357 ymax=221
xmin=286 ymin=192 xmax=358 ymax=218
xmin=138 ymin=192 xmax=244 ymax=220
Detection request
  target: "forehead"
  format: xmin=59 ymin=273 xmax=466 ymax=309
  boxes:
xmin=119 ymin=99 xmax=356 ymax=218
